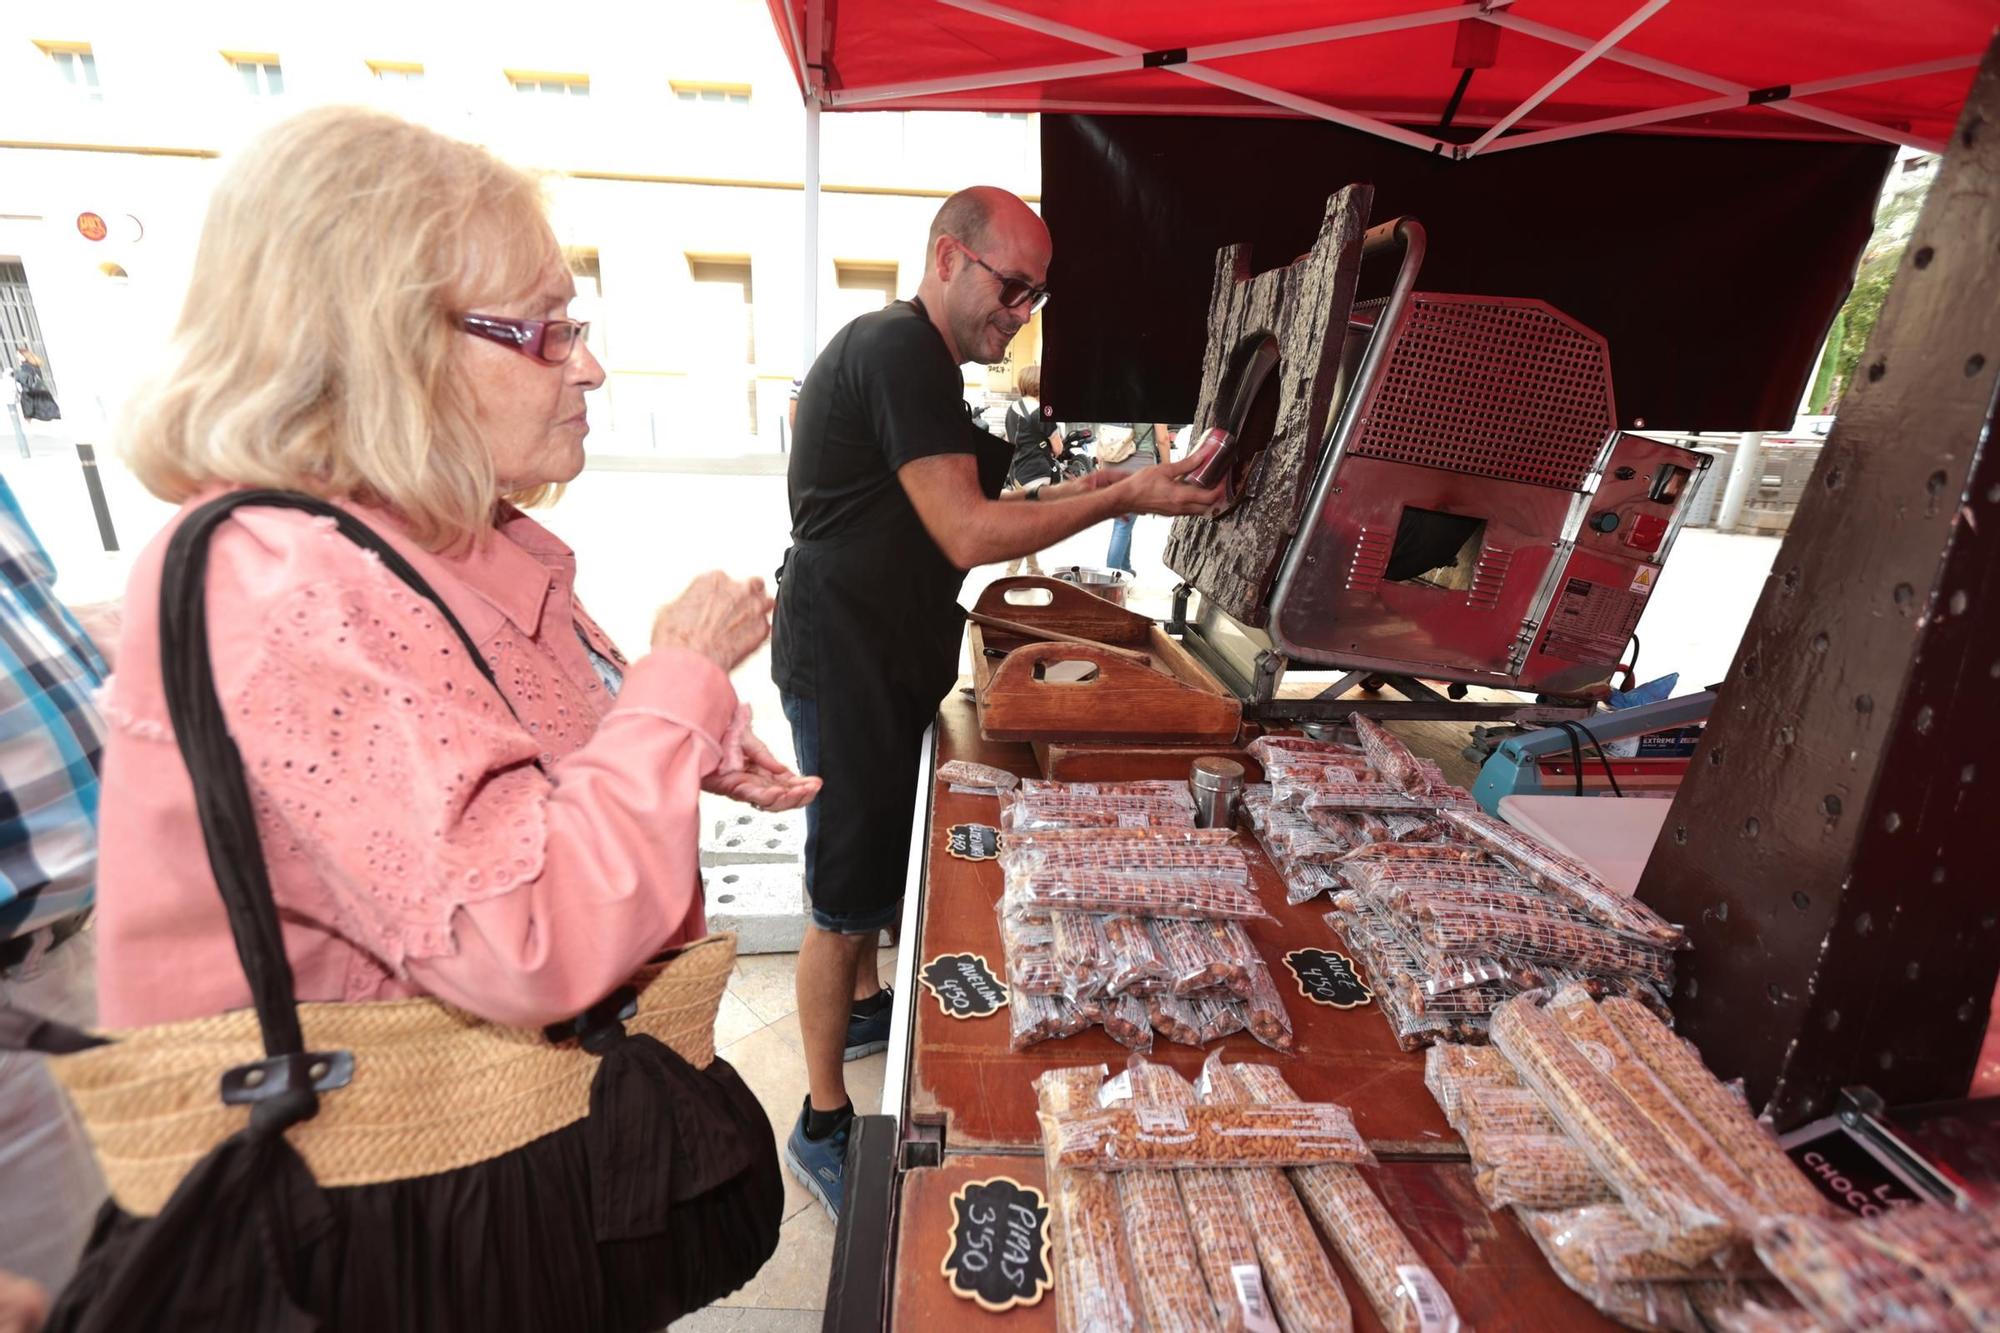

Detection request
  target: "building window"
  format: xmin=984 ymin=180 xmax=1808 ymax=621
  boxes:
xmin=510 ymin=71 xmax=589 ymax=97
xmin=226 ymin=53 xmax=284 ymax=96
xmin=369 ymin=60 xmax=424 ymax=84
xmin=687 ymin=256 xmax=757 ymax=437
xmin=672 ymin=81 xmax=750 ymax=106
xmin=832 ymin=262 xmax=898 ymax=332
xmin=37 ymin=42 xmax=101 ymax=100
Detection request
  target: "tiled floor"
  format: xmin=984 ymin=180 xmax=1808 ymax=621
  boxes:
xmin=670 ymin=946 xmax=897 ymax=1330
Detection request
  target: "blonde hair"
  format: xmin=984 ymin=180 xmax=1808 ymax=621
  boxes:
xmin=124 ymin=106 xmax=559 ymax=549
xmin=1017 ymin=364 xmax=1041 ymax=398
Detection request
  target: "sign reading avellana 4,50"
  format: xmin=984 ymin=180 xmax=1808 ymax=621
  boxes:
xmin=947 ymin=823 xmax=1001 ymax=861
xmin=941 ymin=1176 xmax=1051 ymax=1311
xmin=920 ymin=952 xmax=1008 ymax=1019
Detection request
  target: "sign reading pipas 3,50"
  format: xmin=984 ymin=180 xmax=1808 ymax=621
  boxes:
xmin=921 ymin=952 xmax=1008 ymax=1019
xmin=941 ymin=1176 xmax=1051 ymax=1311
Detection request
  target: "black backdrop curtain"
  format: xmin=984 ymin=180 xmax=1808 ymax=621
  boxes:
xmin=1039 ymin=114 xmax=1892 ymax=432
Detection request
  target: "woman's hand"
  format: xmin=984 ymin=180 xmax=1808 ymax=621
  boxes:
xmin=650 ymin=573 xmax=774 ymax=673
xmin=0 ymin=1270 xmax=47 ymax=1333
xmin=1105 ymin=451 xmax=1229 ymax=517
xmin=704 ymin=727 xmax=821 ymax=811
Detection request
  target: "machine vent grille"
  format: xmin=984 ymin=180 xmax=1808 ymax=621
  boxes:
xmin=1468 ymin=547 xmax=1511 ymax=609
xmin=1350 ymin=296 xmax=1615 ymax=492
xmin=1347 ymin=527 xmax=1392 ymax=592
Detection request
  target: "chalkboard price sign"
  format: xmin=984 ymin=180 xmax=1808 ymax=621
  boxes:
xmin=1284 ymin=948 xmax=1374 ymax=1009
xmin=948 ymin=823 xmax=1002 ymax=861
xmin=941 ymin=1176 xmax=1052 ymax=1312
xmin=921 ymin=952 xmax=1009 ymax=1019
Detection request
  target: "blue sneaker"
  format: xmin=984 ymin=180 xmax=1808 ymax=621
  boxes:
xmin=785 ymin=1101 xmax=849 ymax=1221
xmin=844 ymin=989 xmax=892 ymax=1062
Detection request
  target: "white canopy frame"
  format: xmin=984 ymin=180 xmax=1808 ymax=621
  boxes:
xmin=785 ymin=0 xmax=1977 ymax=365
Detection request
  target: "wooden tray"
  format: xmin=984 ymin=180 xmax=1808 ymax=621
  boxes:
xmin=969 ymin=577 xmax=1241 ymax=746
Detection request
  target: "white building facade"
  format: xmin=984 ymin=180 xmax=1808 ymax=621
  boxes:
xmin=0 ymin=0 xmax=1043 ymax=460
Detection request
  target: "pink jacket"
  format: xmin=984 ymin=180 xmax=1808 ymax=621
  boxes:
xmin=96 ymin=492 xmax=735 ymax=1030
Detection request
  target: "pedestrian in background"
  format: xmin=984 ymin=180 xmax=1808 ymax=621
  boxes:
xmin=11 ymin=344 xmax=60 ymax=423
xmin=0 ymin=474 xmax=111 ymax=1326
xmin=1002 ymin=363 xmax=1064 ymax=576
xmin=1103 ymin=421 xmax=1171 ymax=575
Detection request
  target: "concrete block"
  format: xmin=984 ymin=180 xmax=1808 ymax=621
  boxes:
xmin=703 ymin=862 xmax=809 ymax=955
xmin=701 ymin=807 xmax=808 ymax=866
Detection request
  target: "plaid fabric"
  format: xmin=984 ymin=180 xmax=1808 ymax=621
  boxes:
xmin=0 ymin=477 xmax=108 ymax=939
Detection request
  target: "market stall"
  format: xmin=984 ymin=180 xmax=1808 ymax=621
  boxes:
xmin=761 ymin=4 xmax=2000 ymax=1329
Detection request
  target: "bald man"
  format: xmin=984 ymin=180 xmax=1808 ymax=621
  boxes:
xmin=771 ymin=186 xmax=1223 ymax=1217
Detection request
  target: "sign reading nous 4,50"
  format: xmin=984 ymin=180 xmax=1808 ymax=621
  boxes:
xmin=1283 ymin=948 xmax=1374 ymax=1009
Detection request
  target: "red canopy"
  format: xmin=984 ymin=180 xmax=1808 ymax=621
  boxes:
xmin=766 ymin=0 xmax=1993 ymax=155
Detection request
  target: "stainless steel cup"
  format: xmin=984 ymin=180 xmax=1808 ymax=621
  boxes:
xmin=1190 ymin=757 xmax=1246 ymax=830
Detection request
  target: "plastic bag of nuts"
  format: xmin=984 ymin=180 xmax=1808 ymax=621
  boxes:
xmin=1197 ymin=1054 xmax=1359 ymax=1332
xmin=1491 ymin=996 xmax=1735 ymax=1266
xmin=1045 ymin=1101 xmax=1373 ymax=1171
xmin=937 ymin=758 xmax=1019 ymax=794
xmin=1225 ymin=1059 xmax=1460 ymax=1333
xmin=1033 ymin=1066 xmax=1144 ymax=1330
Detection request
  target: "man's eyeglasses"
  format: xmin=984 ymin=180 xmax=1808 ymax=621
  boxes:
xmin=957 ymin=246 xmax=1050 ymax=314
xmin=458 ymin=313 xmax=591 ymax=366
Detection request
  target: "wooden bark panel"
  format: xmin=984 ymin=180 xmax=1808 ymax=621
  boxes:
xmin=887 ymin=1154 xmax=1621 ymax=1333
xmin=1636 ymin=36 xmax=2000 ymax=1128
xmin=1163 ymin=184 xmax=1373 ymax=625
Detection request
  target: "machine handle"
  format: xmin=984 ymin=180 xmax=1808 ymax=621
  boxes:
xmin=1360 ymin=216 xmax=1428 ymax=280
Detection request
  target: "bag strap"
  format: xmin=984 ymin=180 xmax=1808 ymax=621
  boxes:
xmin=160 ymin=490 xmax=522 ymax=1124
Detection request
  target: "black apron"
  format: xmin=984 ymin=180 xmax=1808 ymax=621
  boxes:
xmin=773 ymin=476 xmax=996 ymax=921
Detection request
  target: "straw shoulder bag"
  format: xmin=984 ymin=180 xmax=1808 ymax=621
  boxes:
xmin=5 ymin=491 xmax=781 ymax=1333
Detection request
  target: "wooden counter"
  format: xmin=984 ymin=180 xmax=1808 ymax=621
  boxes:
xmin=891 ymin=1153 xmax=1619 ymax=1333
xmin=852 ymin=692 xmax=1621 ymax=1333
xmin=907 ymin=693 xmax=1457 ymax=1157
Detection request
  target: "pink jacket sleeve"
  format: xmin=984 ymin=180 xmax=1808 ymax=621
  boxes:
xmin=405 ymin=650 xmax=732 ymax=1027
xmin=222 ymin=545 xmax=735 ymax=1029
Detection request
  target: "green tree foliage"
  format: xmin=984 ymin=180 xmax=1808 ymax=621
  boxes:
xmin=1827 ymin=162 xmax=1934 ymax=405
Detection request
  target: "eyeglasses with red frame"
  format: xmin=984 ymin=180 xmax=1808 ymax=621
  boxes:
xmin=457 ymin=313 xmax=592 ymax=366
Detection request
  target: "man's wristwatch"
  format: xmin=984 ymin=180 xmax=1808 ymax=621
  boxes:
xmin=1029 ymin=484 xmax=1043 ymax=501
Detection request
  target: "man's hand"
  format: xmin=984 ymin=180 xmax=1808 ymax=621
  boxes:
xmin=1103 ymin=451 xmax=1229 ymax=517
xmin=1039 ymin=471 xmax=1118 ymax=502
xmin=704 ymin=727 xmax=821 ymax=811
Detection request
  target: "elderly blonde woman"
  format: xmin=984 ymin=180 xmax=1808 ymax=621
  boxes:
xmin=52 ymin=107 xmax=813 ymax=1330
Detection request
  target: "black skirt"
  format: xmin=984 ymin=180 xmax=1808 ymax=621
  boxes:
xmin=47 ymin=1040 xmax=783 ymax=1333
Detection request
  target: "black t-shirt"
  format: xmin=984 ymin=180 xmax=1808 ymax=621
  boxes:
xmin=772 ymin=298 xmax=1010 ymax=701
